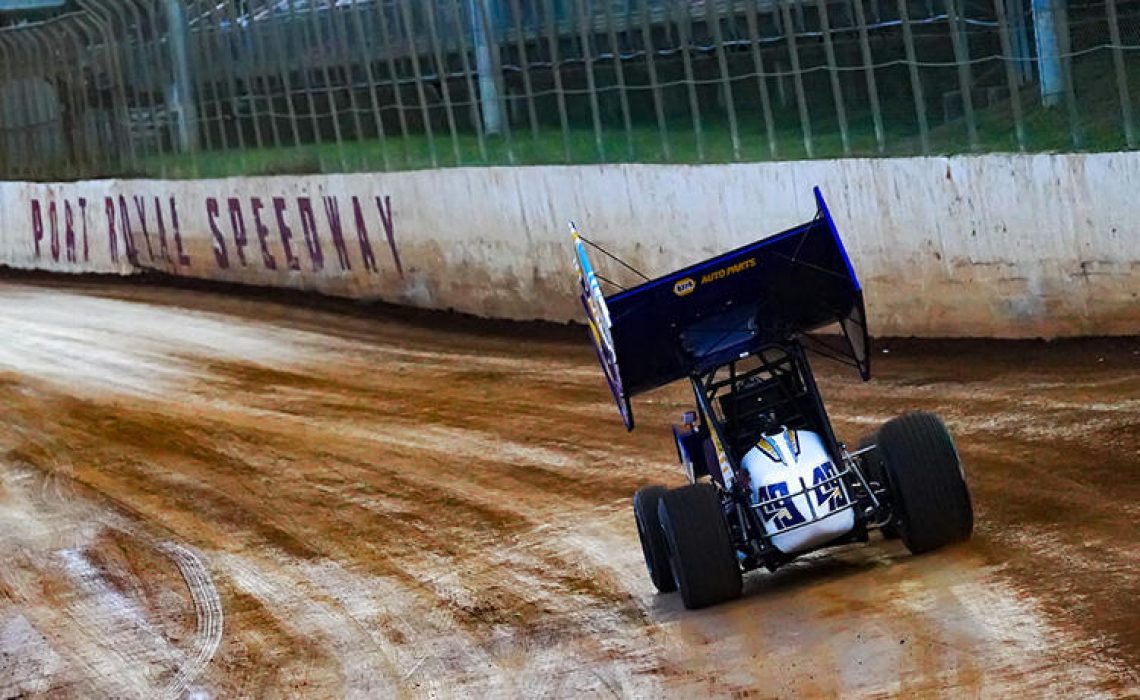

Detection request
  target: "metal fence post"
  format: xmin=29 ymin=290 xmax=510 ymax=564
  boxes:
xmin=1031 ymin=0 xmax=1064 ymax=107
xmin=0 ymin=35 xmax=27 ymax=178
xmin=164 ymin=0 xmax=198 ymax=153
xmin=53 ymin=22 xmax=89 ymax=174
xmin=674 ymin=0 xmax=704 ymax=162
xmin=247 ymin=3 xmax=283 ymax=152
xmin=1106 ymin=0 xmax=1135 ymax=148
xmin=472 ymin=0 xmax=514 ymax=162
xmin=602 ymin=0 xmax=635 ymax=160
xmin=77 ymin=0 xmax=137 ymax=171
xmin=743 ymin=0 xmax=779 ymax=159
xmin=196 ymin=2 xmax=233 ymax=158
xmin=0 ymin=36 xmax=13 ymax=177
xmin=851 ymin=0 xmax=885 ymax=152
xmin=470 ymin=0 xmax=503 ymax=136
xmin=506 ymin=0 xmax=541 ymax=146
xmin=779 ymin=0 xmax=813 ymax=158
xmin=122 ymin=0 xmax=171 ymax=174
xmin=445 ymin=0 xmax=488 ymax=163
xmin=1009 ymin=0 xmax=1033 ymax=84
xmin=816 ymin=0 xmax=850 ymax=155
xmin=897 ymin=0 xmax=929 ymax=154
xmin=423 ymin=0 xmax=463 ymax=166
xmin=945 ymin=0 xmax=978 ymax=150
xmin=994 ymin=0 xmax=1027 ymax=151
xmin=307 ymin=0 xmax=348 ymax=170
xmin=541 ymin=0 xmax=572 ymax=162
xmin=374 ymin=0 xmax=413 ymax=166
xmin=348 ymin=0 xmax=392 ymax=169
xmin=1055 ymin=0 xmax=1081 ymax=147
xmin=708 ymin=0 xmax=742 ymax=161
xmin=576 ymin=0 xmax=606 ymax=162
xmin=638 ymin=0 xmax=670 ymax=161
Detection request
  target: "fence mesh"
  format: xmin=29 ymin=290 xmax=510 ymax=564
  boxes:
xmin=0 ymin=0 xmax=1138 ymax=180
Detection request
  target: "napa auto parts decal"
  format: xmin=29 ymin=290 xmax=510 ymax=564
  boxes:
xmin=30 ymin=192 xmax=402 ymax=277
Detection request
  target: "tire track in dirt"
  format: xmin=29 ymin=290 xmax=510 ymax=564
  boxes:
xmin=158 ymin=543 xmax=224 ymax=700
xmin=1 ymin=417 xmax=225 ymax=698
xmin=0 ymin=282 xmax=1136 ymax=696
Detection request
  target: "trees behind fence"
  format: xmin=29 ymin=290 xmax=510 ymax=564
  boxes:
xmin=0 ymin=0 xmax=1138 ymax=180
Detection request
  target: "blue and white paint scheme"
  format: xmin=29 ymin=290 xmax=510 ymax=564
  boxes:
xmin=743 ymin=427 xmax=855 ymax=554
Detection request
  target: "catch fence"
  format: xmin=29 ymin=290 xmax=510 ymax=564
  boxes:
xmin=0 ymin=0 xmax=1138 ymax=179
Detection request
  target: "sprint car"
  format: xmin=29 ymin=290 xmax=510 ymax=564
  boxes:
xmin=573 ymin=188 xmax=973 ymax=609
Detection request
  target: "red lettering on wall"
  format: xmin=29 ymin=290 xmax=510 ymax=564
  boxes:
xmin=154 ymin=197 xmax=171 ymax=263
xmin=118 ymin=196 xmax=139 ymax=264
xmin=207 ymin=198 xmax=229 ymax=269
xmin=274 ymin=197 xmax=300 ymax=271
xmin=104 ymin=198 xmax=119 ymax=263
xmin=31 ymin=200 xmax=44 ymax=258
xmin=78 ymin=198 xmax=89 ymax=262
xmin=64 ymin=201 xmax=76 ymax=263
xmin=376 ymin=195 xmax=402 ymax=278
xmin=133 ymin=196 xmax=155 ymax=261
xmin=323 ymin=196 xmax=351 ymax=271
xmin=227 ymin=198 xmax=249 ymax=267
xmin=49 ymin=201 xmax=60 ymax=262
xmin=251 ymin=198 xmax=277 ymax=271
xmin=169 ymin=197 xmax=191 ymax=266
xmin=297 ymin=197 xmax=323 ymax=272
xmin=351 ymin=197 xmax=377 ymax=273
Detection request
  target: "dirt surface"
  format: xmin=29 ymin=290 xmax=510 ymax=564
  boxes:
xmin=0 ymin=279 xmax=1136 ymax=698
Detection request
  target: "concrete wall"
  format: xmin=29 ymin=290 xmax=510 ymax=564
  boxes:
xmin=2 ymin=153 xmax=1137 ymax=338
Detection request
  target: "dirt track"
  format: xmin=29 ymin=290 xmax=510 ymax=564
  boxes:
xmin=0 ymin=280 xmax=1136 ymax=698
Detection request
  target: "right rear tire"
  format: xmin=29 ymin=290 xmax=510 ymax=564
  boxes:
xmin=877 ymin=412 xmax=974 ymax=554
xmin=657 ymin=484 xmax=742 ymax=609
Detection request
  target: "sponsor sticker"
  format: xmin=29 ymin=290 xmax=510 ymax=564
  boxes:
xmin=699 ymin=257 xmax=757 ymax=285
xmin=673 ymin=277 xmax=696 ymax=297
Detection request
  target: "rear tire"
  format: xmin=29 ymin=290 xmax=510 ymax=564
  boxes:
xmin=657 ymin=484 xmax=742 ymax=609
xmin=633 ymin=486 xmax=676 ymax=593
xmin=857 ymin=432 xmax=900 ymax=540
xmin=877 ymin=412 xmax=973 ymax=554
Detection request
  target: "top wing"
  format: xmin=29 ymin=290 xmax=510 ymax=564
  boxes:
xmin=574 ymin=187 xmax=870 ymax=430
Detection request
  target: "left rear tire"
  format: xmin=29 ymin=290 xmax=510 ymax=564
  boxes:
xmin=633 ymin=485 xmax=676 ymax=593
xmin=657 ymin=484 xmax=742 ymax=609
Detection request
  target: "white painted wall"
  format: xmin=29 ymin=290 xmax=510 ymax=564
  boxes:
xmin=2 ymin=153 xmax=1137 ymax=338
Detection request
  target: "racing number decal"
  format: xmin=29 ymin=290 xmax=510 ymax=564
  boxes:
xmin=812 ymin=462 xmax=849 ymax=510
xmin=757 ymin=482 xmax=806 ymax=531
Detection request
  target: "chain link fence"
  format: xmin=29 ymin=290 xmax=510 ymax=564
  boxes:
xmin=0 ymin=0 xmax=1138 ymax=180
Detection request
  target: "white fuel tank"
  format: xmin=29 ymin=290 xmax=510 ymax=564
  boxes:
xmin=741 ymin=428 xmax=855 ymax=554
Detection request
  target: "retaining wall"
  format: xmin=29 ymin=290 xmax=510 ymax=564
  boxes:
xmin=3 ymin=153 xmax=1137 ymax=337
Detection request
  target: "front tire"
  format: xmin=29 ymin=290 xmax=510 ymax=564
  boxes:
xmin=633 ymin=486 xmax=676 ymax=593
xmin=877 ymin=412 xmax=973 ymax=554
xmin=657 ymin=484 xmax=742 ymax=609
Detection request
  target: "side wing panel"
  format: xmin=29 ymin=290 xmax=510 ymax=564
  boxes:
xmin=572 ymin=223 xmax=634 ymax=430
